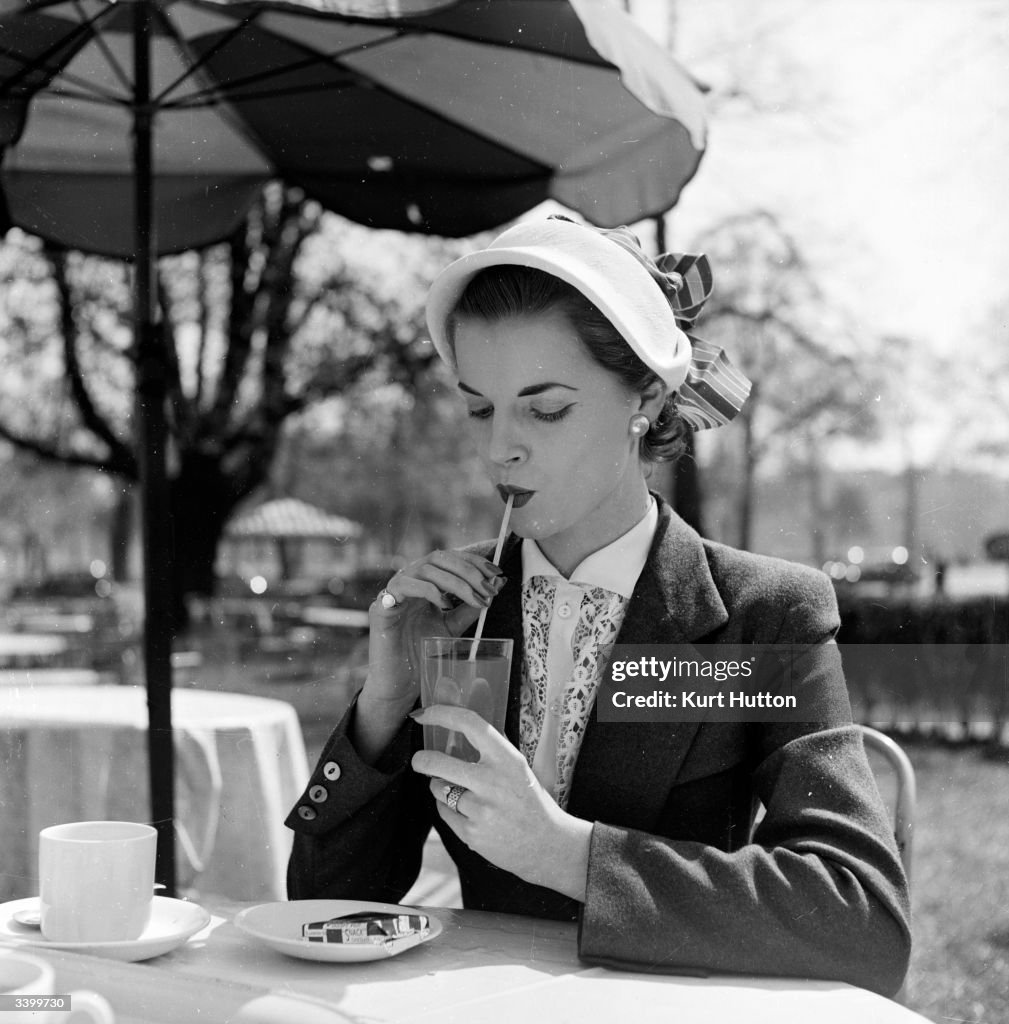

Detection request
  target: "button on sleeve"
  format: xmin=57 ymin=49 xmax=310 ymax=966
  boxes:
xmin=285 ymin=695 xmax=416 ymax=837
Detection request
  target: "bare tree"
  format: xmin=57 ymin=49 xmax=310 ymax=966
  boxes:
xmin=943 ymin=298 xmax=1009 ymax=470
xmin=692 ymin=210 xmax=883 ymax=551
xmin=0 ymin=185 xmax=452 ymax=631
xmin=877 ymin=299 xmax=1009 ymax=565
xmin=637 ymin=0 xmax=844 ymax=536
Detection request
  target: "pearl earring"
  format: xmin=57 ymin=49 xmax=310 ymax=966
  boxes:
xmin=630 ymin=414 xmax=650 ymax=436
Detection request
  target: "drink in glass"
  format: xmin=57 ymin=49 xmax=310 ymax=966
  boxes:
xmin=421 ymin=637 xmax=513 ymax=762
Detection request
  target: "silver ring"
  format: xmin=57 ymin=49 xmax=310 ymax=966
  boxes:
xmin=378 ymin=589 xmax=398 ymax=610
xmin=444 ymin=784 xmax=466 ymax=813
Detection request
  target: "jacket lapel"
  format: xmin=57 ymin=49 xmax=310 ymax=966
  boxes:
xmin=566 ymin=498 xmax=730 ymax=829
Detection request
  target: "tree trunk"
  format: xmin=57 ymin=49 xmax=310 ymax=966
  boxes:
xmin=277 ymin=538 xmax=296 ymax=580
xmin=22 ymin=531 xmax=46 ymax=579
xmin=109 ymin=484 xmax=134 ymax=581
xmin=738 ymin=412 xmax=756 ymax=552
xmin=671 ymin=434 xmax=704 ymax=535
xmin=903 ymin=462 xmax=921 ymax=568
xmin=168 ymin=453 xmax=242 ymax=635
xmin=736 ymin=378 xmax=762 ymax=552
xmin=806 ymin=439 xmax=827 ymax=567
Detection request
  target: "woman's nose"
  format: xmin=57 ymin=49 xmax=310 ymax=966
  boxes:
xmin=486 ymin=418 xmax=527 ymax=467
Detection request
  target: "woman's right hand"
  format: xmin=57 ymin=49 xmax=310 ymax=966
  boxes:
xmin=363 ymin=549 xmax=506 ymax=709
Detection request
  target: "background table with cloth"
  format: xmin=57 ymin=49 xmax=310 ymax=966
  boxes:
xmin=0 ymin=686 xmax=308 ymax=902
xmin=0 ymin=633 xmax=73 ymax=668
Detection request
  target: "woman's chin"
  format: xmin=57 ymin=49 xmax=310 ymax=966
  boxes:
xmin=509 ymin=511 xmax=562 ymax=542
xmin=508 ymin=521 xmax=537 ymax=540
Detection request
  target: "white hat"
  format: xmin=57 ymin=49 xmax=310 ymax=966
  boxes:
xmin=425 ymin=216 xmax=751 ymax=430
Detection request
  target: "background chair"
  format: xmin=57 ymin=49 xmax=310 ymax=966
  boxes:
xmin=859 ymin=725 xmax=916 ymax=886
xmin=860 ymin=726 xmax=916 ymax=1004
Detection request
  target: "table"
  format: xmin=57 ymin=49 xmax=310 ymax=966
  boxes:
xmin=0 ymin=687 xmax=309 ymax=903
xmin=21 ymin=900 xmax=930 ymax=1024
xmin=0 ymin=633 xmax=71 ymax=668
xmin=300 ymin=606 xmax=370 ymax=632
xmin=6 ymin=612 xmax=94 ymax=635
xmin=0 ymin=668 xmax=107 ymax=687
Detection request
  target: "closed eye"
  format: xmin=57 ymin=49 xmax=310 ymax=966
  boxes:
xmin=466 ymin=403 xmax=574 ymax=423
xmin=531 ymin=406 xmax=574 ymax=423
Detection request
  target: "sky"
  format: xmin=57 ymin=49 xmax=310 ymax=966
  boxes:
xmin=629 ymin=0 xmax=1009 ymax=355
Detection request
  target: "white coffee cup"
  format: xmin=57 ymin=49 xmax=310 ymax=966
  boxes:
xmin=0 ymin=950 xmax=114 ymax=1023
xmin=39 ymin=821 xmax=157 ymax=943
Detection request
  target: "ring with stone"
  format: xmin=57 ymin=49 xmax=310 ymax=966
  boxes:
xmin=443 ymin=784 xmax=466 ymax=813
xmin=378 ymin=588 xmax=398 ymax=610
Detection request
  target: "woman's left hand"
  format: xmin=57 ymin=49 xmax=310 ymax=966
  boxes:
xmin=410 ymin=706 xmax=592 ymax=902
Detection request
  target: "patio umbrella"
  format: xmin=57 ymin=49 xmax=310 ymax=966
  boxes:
xmin=226 ymin=498 xmax=362 ymax=542
xmin=1 ymin=0 xmax=706 ymax=250
xmin=0 ymin=0 xmax=708 ymax=893
xmin=226 ymin=498 xmax=362 ymax=579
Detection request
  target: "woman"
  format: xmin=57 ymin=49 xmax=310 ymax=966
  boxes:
xmin=286 ymin=216 xmax=910 ymax=996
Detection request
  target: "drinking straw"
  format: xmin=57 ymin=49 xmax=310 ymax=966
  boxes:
xmin=469 ymin=493 xmax=514 ymax=660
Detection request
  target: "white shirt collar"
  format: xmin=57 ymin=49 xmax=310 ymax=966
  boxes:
xmin=521 ymin=497 xmax=658 ymax=600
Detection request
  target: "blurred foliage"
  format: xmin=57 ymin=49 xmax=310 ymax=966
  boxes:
xmin=0 ymin=443 xmax=116 ymax=583
xmin=274 ymin=373 xmax=499 ymax=557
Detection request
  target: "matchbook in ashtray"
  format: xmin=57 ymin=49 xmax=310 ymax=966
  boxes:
xmin=302 ymin=911 xmax=431 ymax=945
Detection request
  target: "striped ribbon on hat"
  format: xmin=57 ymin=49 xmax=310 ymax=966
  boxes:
xmin=563 ymin=217 xmax=752 ymax=431
xmin=676 ymin=335 xmax=752 ymax=431
xmin=655 ymin=251 xmax=711 ymax=326
xmin=656 ymin=251 xmax=752 ymax=431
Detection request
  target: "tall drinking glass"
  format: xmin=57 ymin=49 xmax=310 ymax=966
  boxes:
xmin=421 ymin=637 xmax=513 ymax=762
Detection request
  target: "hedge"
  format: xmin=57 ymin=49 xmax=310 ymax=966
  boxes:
xmin=835 ymin=594 xmax=1008 ymax=740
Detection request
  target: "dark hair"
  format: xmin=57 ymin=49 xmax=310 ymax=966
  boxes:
xmin=449 ymin=265 xmax=688 ymax=463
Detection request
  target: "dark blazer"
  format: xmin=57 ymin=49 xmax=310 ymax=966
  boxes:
xmin=286 ymin=498 xmax=911 ymax=996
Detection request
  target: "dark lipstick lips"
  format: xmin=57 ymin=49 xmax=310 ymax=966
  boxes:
xmin=496 ymin=485 xmax=535 ymax=508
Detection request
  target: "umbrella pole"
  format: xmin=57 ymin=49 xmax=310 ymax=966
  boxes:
xmin=133 ymin=0 xmax=176 ymax=896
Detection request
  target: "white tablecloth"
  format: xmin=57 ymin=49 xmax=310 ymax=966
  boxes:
xmin=0 ymin=633 xmax=70 ymax=667
xmin=0 ymin=668 xmax=106 ymax=687
xmin=0 ymin=686 xmax=309 ymax=903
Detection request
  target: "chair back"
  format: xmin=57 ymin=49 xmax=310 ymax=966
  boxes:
xmin=859 ymin=725 xmax=916 ymax=886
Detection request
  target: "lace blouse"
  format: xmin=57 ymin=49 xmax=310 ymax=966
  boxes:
xmin=518 ymin=499 xmax=657 ymax=808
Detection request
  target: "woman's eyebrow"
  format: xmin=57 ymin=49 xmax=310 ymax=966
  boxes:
xmin=457 ymin=381 xmax=578 ymax=397
xmin=518 ymin=383 xmax=579 ymax=397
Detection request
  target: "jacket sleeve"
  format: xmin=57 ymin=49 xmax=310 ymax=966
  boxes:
xmin=577 ymin=569 xmax=912 ymax=998
xmin=285 ymin=696 xmax=432 ymax=903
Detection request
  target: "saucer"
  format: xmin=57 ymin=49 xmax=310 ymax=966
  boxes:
xmin=0 ymin=896 xmax=211 ymax=962
xmin=235 ymin=900 xmax=442 ymax=963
